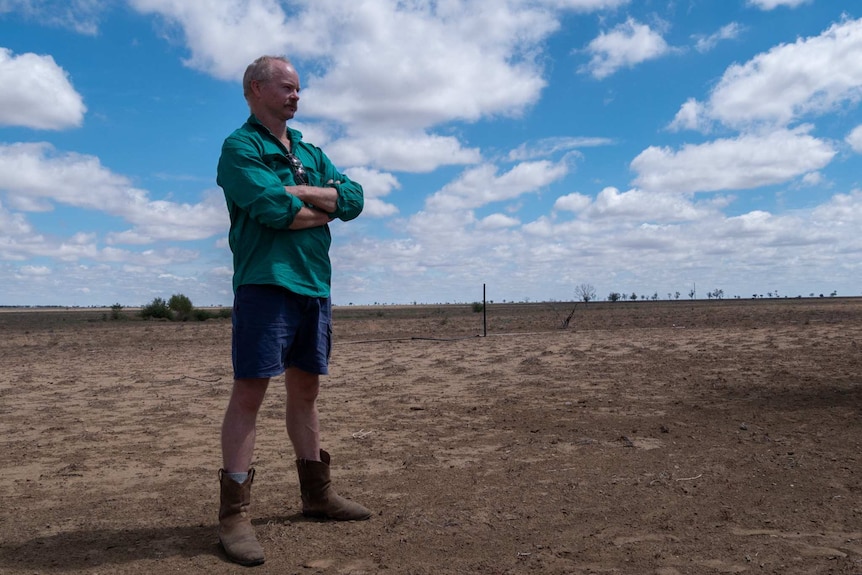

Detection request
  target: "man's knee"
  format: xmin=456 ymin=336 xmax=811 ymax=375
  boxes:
xmin=230 ymin=378 xmax=269 ymax=413
xmin=285 ymin=368 xmax=320 ymax=402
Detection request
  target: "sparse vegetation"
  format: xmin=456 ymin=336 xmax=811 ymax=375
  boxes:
xmin=140 ymin=297 xmax=172 ymax=320
xmin=587 ymin=285 xmax=847 ymax=305
xmin=168 ymin=293 xmax=194 ymax=321
xmin=706 ymin=288 xmax=724 ymax=300
xmin=575 ymin=283 xmax=596 ymax=303
xmin=140 ymin=294 xmax=230 ymax=321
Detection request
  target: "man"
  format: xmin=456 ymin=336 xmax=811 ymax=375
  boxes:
xmin=215 ymin=55 xmax=369 ymax=567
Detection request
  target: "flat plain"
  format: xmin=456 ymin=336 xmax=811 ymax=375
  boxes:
xmin=0 ymin=298 xmax=860 ymax=574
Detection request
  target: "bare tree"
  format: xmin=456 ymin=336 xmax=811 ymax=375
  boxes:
xmin=575 ymin=283 xmax=596 ymax=303
xmin=560 ymin=304 xmax=578 ymax=328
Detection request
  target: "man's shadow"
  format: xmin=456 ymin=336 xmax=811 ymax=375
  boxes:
xmin=0 ymin=515 xmax=307 ymax=570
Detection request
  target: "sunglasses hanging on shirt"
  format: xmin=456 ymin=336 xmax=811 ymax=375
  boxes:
xmin=285 ymin=152 xmax=308 ymax=185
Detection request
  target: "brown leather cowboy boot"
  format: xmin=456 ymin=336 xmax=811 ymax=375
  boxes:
xmin=218 ymin=469 xmax=265 ymax=566
xmin=296 ymin=450 xmax=371 ymax=521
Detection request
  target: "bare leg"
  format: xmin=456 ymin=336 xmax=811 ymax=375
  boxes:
xmin=285 ymin=367 xmax=321 ymax=461
xmin=221 ymin=378 xmax=269 ymax=472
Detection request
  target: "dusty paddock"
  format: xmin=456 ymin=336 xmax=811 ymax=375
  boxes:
xmin=0 ymin=298 xmax=860 ymax=575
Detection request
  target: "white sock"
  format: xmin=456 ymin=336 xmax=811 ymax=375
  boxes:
xmin=226 ymin=471 xmax=248 ymax=484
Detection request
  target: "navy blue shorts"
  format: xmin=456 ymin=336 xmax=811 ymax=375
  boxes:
xmin=231 ymin=284 xmax=332 ymax=379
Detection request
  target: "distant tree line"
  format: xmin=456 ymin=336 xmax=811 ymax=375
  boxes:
xmin=134 ymin=294 xmax=231 ymax=321
xmin=576 ymin=284 xmax=842 ymax=303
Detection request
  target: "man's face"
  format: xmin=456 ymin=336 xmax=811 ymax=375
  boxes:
xmin=254 ymin=60 xmax=301 ymax=122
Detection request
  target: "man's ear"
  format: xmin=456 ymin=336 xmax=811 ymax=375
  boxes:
xmin=249 ymin=79 xmax=263 ymax=98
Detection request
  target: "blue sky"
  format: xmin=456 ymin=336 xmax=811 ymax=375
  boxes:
xmin=1 ymin=0 xmax=860 ymax=307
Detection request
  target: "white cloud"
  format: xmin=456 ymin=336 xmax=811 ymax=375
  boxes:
xmin=799 ymin=172 xmax=824 ymax=187
xmin=811 ymin=189 xmax=862 ymax=229
xmin=846 ymin=125 xmax=862 ymax=153
xmin=0 ymin=200 xmax=50 ymax=262
xmin=128 ymin=0 xmax=570 ymax=130
xmin=0 ymin=0 xmax=106 ymax=34
xmin=0 ymin=199 xmax=33 ymax=236
xmin=747 ymin=0 xmax=812 ymax=10
xmin=426 ymin=160 xmax=569 ymax=212
xmin=581 ymin=18 xmax=671 ymax=79
xmin=585 ymin=186 xmax=713 ymax=221
xmin=104 ymin=191 xmax=226 ymax=244
xmin=297 ymin=3 xmax=554 ymax=130
xmin=631 ymin=127 xmax=836 ymax=194
xmin=554 ymin=192 xmax=592 ymax=212
xmin=668 ymin=98 xmax=709 ymax=132
xmin=404 ymin=208 xmax=479 ymax=252
xmin=673 ymin=17 xmax=862 ymax=131
xmin=693 ymin=22 xmax=744 ymax=53
xmin=477 ymin=213 xmax=520 ymax=230
xmin=327 ymin=131 xmax=481 ymax=173
xmin=0 ymin=201 xmax=206 ymax=273
xmin=2 ymin=243 xmax=222 ymax=306
xmin=129 ymin=0 xmax=299 ymax=80
xmin=538 ymin=0 xmax=630 ymax=10
xmin=508 ymin=136 xmax=613 ymax=161
xmin=0 ymin=48 xmax=86 ymax=129
xmin=369 ymin=185 xmax=862 ymax=300
xmin=17 ymin=265 xmax=51 ymax=276
xmin=343 ymin=166 xmax=400 ymax=218
xmin=553 ymin=186 xmax=719 ymax=222
xmin=0 ymin=142 xmax=227 ymax=243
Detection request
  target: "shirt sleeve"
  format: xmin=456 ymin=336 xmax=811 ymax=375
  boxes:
xmin=217 ymin=132 xmax=303 ymax=228
xmin=331 ymin=177 xmax=364 ymax=222
xmin=307 ymin=144 xmax=364 ymax=222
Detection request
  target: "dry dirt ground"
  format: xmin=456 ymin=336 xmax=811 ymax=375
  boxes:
xmin=0 ymin=298 xmax=860 ymax=575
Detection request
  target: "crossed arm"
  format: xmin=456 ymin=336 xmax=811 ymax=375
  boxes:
xmin=286 ymin=184 xmax=338 ymax=230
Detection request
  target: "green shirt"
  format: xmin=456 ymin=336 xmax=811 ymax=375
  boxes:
xmin=217 ymin=115 xmax=363 ymax=297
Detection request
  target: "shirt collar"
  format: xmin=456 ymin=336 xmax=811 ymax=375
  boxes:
xmin=247 ymin=114 xmax=303 ymax=145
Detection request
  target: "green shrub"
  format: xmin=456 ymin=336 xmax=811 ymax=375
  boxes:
xmin=199 ymin=308 xmax=231 ymax=321
xmin=192 ymin=307 xmax=232 ymax=321
xmin=141 ymin=297 xmax=172 ymax=320
xmin=169 ymin=293 xmax=194 ymax=321
xmin=141 ymin=295 xmax=229 ymax=322
xmin=110 ymin=303 xmax=123 ymax=320
xmin=472 ymin=302 xmax=484 ymax=312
